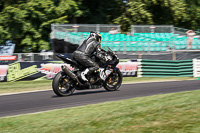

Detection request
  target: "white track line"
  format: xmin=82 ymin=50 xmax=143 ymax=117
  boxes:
xmin=0 ymin=89 xmax=51 ymax=96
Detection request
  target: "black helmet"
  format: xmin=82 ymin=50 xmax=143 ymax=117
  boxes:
xmin=90 ymin=31 xmax=102 ymax=43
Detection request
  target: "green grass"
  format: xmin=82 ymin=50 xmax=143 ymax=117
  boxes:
xmin=0 ymin=78 xmax=52 ymax=94
xmin=0 ymin=77 xmax=196 ymax=94
xmin=0 ymin=90 xmax=200 ymax=133
xmin=123 ymin=77 xmax=196 ymax=83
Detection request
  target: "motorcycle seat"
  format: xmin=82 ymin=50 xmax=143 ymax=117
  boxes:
xmin=56 ymin=54 xmax=79 ymax=67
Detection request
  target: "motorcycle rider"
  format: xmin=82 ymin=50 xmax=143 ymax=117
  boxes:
xmin=72 ymin=31 xmax=107 ymax=82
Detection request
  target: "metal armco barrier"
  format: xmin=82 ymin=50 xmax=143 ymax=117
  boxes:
xmin=137 ymin=59 xmax=193 ymax=77
xmin=193 ymin=59 xmax=200 ymax=77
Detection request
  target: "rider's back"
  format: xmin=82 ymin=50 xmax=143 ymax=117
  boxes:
xmin=76 ymin=37 xmax=99 ymax=56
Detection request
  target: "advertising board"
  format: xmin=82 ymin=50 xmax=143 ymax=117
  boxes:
xmin=0 ymin=61 xmax=138 ymax=82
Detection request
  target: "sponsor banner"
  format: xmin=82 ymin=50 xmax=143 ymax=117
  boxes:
xmin=0 ymin=62 xmax=45 ymax=82
xmin=38 ymin=61 xmax=138 ymax=79
xmin=0 ymin=61 xmax=138 ymax=82
xmin=0 ymin=56 xmax=17 ymax=61
xmin=117 ymin=62 xmax=138 ymax=77
xmin=0 ymin=65 xmax=8 ymax=81
xmin=7 ymin=62 xmax=40 ymax=82
xmin=38 ymin=63 xmax=73 ymax=79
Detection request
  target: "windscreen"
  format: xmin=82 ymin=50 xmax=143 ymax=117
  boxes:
xmin=102 ymin=46 xmax=113 ymax=52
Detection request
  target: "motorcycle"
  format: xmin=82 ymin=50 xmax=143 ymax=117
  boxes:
xmin=52 ymin=47 xmax=123 ymax=96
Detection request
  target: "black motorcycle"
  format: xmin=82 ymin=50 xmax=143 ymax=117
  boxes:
xmin=52 ymin=47 xmax=123 ymax=96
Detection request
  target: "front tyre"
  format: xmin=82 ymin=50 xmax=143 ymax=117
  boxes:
xmin=103 ymin=68 xmax=123 ymax=91
xmin=52 ymin=72 xmax=75 ymax=96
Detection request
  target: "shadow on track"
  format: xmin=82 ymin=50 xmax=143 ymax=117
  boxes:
xmin=51 ymin=89 xmax=120 ymax=98
xmin=73 ymin=90 xmax=108 ymax=96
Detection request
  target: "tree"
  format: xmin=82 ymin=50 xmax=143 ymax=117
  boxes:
xmin=113 ymin=0 xmax=187 ymax=32
xmin=77 ymin=0 xmax=123 ymax=24
xmin=113 ymin=0 xmax=153 ymax=32
xmin=180 ymin=0 xmax=200 ymax=30
xmin=0 ymin=0 xmax=82 ymax=52
xmin=1 ymin=0 xmax=200 ymax=53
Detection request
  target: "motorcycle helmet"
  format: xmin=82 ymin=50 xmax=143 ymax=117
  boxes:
xmin=90 ymin=31 xmax=102 ymax=43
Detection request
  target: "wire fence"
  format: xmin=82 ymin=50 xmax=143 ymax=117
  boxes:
xmin=6 ymin=48 xmax=199 ymax=62
xmin=12 ymin=52 xmax=56 ymax=62
xmin=51 ymin=24 xmax=120 ymax=33
xmin=174 ymin=27 xmax=200 ymax=36
xmin=131 ymin=25 xmax=174 ymax=33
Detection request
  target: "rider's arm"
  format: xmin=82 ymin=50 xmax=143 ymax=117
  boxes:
xmin=96 ymin=44 xmax=108 ymax=61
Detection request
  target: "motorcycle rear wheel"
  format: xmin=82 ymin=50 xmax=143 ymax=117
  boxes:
xmin=103 ymin=69 xmax=122 ymax=91
xmin=52 ymin=72 xmax=75 ymax=96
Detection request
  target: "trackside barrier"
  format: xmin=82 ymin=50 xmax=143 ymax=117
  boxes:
xmin=137 ymin=59 xmax=193 ymax=77
xmin=193 ymin=59 xmax=200 ymax=77
xmin=0 ymin=61 xmax=138 ymax=82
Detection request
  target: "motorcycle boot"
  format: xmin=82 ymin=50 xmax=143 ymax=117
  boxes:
xmin=81 ymin=68 xmax=89 ymax=81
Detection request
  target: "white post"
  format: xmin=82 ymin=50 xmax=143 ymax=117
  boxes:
xmin=193 ymin=58 xmax=196 ymax=77
xmin=193 ymin=58 xmax=200 ymax=77
xmin=137 ymin=59 xmax=142 ymax=77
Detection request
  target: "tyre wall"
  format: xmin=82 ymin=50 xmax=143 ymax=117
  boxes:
xmin=137 ymin=59 xmax=193 ymax=77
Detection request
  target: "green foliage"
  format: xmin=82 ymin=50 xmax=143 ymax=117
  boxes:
xmin=113 ymin=0 xmax=187 ymax=31
xmin=0 ymin=0 xmax=200 ymax=52
xmin=181 ymin=0 xmax=200 ymax=30
xmin=0 ymin=0 xmax=82 ymax=52
xmin=113 ymin=1 xmax=154 ymax=31
xmin=77 ymin=0 xmax=123 ymax=24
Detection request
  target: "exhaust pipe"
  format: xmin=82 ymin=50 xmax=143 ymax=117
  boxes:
xmin=61 ymin=65 xmax=83 ymax=86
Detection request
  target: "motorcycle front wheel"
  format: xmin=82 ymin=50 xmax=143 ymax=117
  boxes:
xmin=52 ymin=72 xmax=75 ymax=96
xmin=103 ymin=68 xmax=123 ymax=91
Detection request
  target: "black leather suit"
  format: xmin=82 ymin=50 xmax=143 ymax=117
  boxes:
xmin=72 ymin=37 xmax=104 ymax=75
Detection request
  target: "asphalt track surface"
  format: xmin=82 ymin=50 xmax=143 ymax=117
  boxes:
xmin=0 ymin=80 xmax=199 ymax=118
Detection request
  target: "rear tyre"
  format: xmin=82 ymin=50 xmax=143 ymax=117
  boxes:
xmin=103 ymin=68 xmax=123 ymax=91
xmin=52 ymin=72 xmax=75 ymax=96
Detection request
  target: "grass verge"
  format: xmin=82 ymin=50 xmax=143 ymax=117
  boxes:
xmin=123 ymin=77 xmax=196 ymax=84
xmin=0 ymin=89 xmax=200 ymax=132
xmin=0 ymin=77 xmax=196 ymax=94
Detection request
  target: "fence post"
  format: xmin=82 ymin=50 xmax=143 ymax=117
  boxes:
xmin=172 ymin=36 xmax=176 ymax=60
xmin=96 ymin=24 xmax=100 ymax=32
xmin=117 ymin=25 xmax=120 ymax=32
xmin=172 ymin=51 xmax=176 ymax=61
xmin=171 ymin=25 xmax=174 ymax=33
xmin=18 ymin=53 xmax=21 ymax=61
xmin=148 ymin=41 xmax=150 ymax=54
xmin=31 ymin=53 xmax=34 ymax=62
xmin=51 ymin=24 xmax=55 ymax=31
xmin=123 ymin=41 xmax=126 ymax=54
